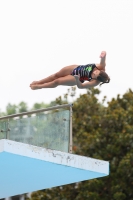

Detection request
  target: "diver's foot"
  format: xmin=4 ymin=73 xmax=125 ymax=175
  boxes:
xmin=30 ymin=81 xmax=40 ymax=86
xmin=30 ymin=85 xmax=42 ymax=90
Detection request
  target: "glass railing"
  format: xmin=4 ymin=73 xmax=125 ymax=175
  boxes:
xmin=0 ymin=104 xmax=73 ymax=153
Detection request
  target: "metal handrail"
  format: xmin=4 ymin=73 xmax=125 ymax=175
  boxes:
xmin=0 ymin=104 xmax=73 ymax=120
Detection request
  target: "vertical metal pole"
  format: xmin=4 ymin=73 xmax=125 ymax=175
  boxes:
xmin=69 ymin=105 xmax=73 ymax=153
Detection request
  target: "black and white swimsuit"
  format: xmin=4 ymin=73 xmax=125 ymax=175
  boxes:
xmin=71 ymin=64 xmax=96 ymax=83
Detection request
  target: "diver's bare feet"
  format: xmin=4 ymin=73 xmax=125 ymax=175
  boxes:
xmin=30 ymin=81 xmax=40 ymax=86
xmin=100 ymin=51 xmax=106 ymax=58
xmin=30 ymin=85 xmax=42 ymax=90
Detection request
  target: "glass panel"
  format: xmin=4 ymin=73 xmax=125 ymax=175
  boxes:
xmin=1 ymin=109 xmax=70 ymax=152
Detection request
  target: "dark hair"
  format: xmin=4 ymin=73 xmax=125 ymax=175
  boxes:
xmin=97 ymin=70 xmax=110 ymax=86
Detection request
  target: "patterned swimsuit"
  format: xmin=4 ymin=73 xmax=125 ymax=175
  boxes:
xmin=71 ymin=64 xmax=96 ymax=83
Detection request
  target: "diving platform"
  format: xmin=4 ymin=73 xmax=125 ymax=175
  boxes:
xmin=0 ymin=139 xmax=109 ymax=198
xmin=0 ymin=104 xmax=109 ymax=199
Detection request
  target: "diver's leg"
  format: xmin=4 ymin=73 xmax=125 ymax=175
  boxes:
xmin=30 ymin=75 xmax=76 ymax=90
xmin=30 ymin=65 xmax=78 ymax=86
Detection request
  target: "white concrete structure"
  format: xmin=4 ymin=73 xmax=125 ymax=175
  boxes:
xmin=0 ymin=139 xmax=109 ymax=199
xmin=5 ymin=195 xmax=24 ymax=200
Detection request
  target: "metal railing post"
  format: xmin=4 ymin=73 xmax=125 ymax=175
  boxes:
xmin=69 ymin=105 xmax=73 ymax=153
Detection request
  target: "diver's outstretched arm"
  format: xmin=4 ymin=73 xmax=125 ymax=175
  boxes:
xmin=99 ymin=51 xmax=106 ymax=67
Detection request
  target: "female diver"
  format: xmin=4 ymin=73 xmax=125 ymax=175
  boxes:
xmin=30 ymin=51 xmax=110 ymax=90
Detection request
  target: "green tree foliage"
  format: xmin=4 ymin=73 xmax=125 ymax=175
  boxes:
xmin=29 ymin=88 xmax=133 ymax=200
xmin=3 ymin=101 xmax=29 ymax=115
xmin=6 ymin=103 xmax=18 ymax=115
xmin=18 ymin=101 xmax=28 ymax=113
xmin=1 ymin=102 xmax=49 ymax=116
xmin=32 ymin=102 xmax=49 ymax=110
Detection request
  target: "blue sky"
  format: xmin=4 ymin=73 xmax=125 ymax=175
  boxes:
xmin=0 ymin=0 xmax=133 ymax=112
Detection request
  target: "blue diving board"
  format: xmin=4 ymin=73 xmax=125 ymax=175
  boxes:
xmin=0 ymin=139 xmax=109 ymax=198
